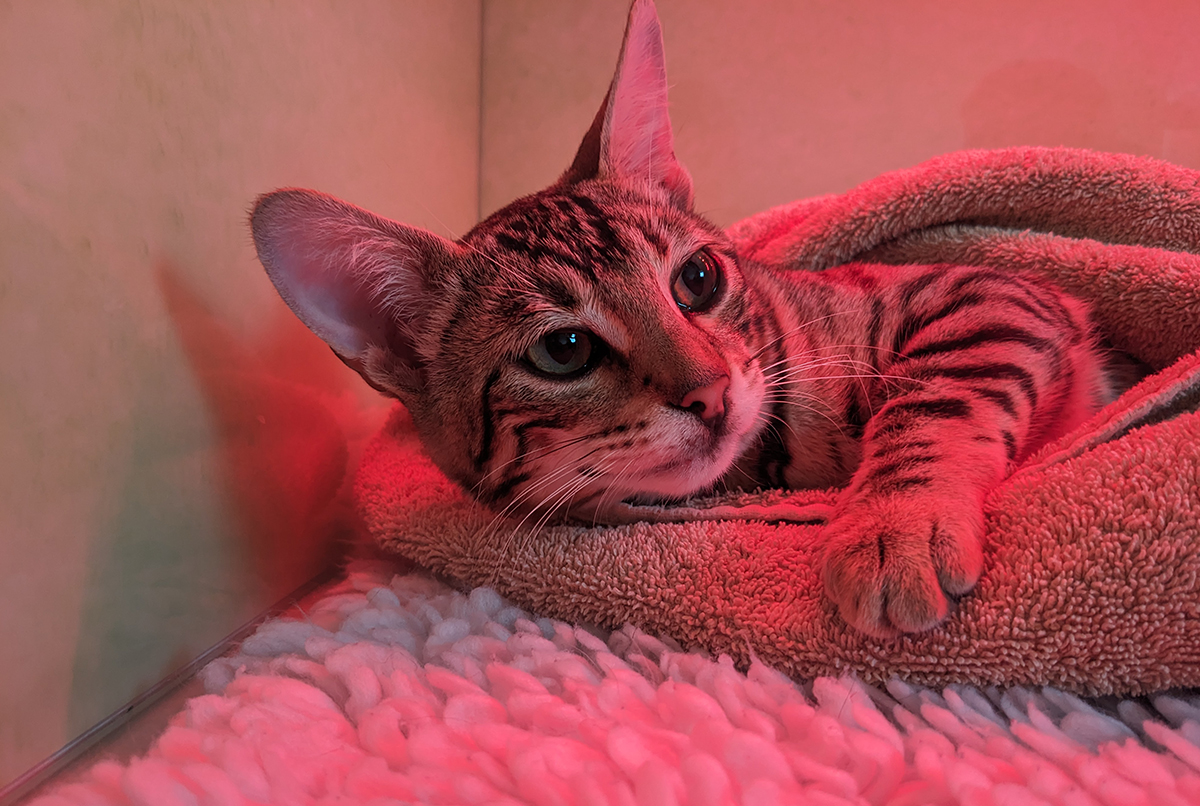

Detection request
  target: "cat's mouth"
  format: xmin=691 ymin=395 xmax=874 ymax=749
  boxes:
xmin=658 ymin=415 xmax=730 ymax=464
xmin=593 ymin=368 xmax=768 ymax=506
xmin=583 ymin=407 xmax=759 ymax=514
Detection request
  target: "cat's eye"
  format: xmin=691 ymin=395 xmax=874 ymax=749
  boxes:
xmin=672 ymin=250 xmax=721 ymax=312
xmin=525 ymin=329 xmax=603 ymax=377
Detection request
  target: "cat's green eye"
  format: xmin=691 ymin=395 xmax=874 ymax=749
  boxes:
xmin=525 ymin=329 xmax=602 ymax=377
xmin=672 ymin=250 xmax=721 ymax=312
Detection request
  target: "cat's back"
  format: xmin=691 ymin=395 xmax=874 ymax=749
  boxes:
xmin=754 ymin=259 xmax=1098 ymax=358
xmin=750 ymin=258 xmax=1111 ymax=468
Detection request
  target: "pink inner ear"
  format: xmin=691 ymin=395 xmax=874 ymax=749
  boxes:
xmin=257 ymin=210 xmax=394 ymax=360
xmin=604 ymin=29 xmax=671 ymax=177
xmin=252 ymin=190 xmax=447 ymax=366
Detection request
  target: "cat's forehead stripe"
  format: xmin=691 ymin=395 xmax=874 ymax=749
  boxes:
xmin=466 ymin=185 xmax=724 ymax=291
xmin=638 ymin=221 xmax=670 ymax=258
xmin=534 ymin=276 xmax=580 ymax=310
xmin=471 ymin=190 xmax=628 ymax=280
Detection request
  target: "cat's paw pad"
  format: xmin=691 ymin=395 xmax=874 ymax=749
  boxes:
xmin=820 ymin=495 xmax=984 ymax=637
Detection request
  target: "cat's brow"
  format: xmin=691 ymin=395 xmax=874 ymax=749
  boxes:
xmin=467 ymin=189 xmax=634 ymax=281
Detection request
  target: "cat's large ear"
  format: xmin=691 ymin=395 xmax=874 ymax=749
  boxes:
xmin=560 ymin=0 xmax=693 ymax=209
xmin=250 ymin=189 xmax=457 ymax=398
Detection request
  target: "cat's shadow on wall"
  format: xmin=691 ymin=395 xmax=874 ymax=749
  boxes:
xmin=65 ymin=266 xmax=382 ymax=734
xmin=156 ymin=264 xmax=382 ymax=593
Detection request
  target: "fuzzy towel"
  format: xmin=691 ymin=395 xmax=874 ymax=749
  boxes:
xmin=358 ymin=147 xmax=1200 ymax=696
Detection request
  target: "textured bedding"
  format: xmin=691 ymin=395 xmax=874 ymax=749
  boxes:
xmin=29 ymin=563 xmax=1200 ymax=805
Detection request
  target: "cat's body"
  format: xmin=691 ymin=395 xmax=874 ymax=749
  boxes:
xmin=459 ymin=184 xmax=1103 ymax=507
xmin=251 ymin=0 xmax=1109 ymax=637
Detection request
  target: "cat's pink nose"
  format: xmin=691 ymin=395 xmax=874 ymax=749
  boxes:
xmin=679 ymin=376 xmax=729 ymax=422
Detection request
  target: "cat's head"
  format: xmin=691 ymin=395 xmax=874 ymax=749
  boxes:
xmin=251 ymin=0 xmax=768 ymax=520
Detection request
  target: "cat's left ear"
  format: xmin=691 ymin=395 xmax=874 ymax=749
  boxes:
xmin=250 ymin=189 xmax=459 ymax=399
xmin=560 ymin=0 xmax=694 ymax=210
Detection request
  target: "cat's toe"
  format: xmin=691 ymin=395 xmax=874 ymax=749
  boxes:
xmin=882 ymin=560 xmax=949 ymax=633
xmin=821 ymin=523 xmax=947 ymax=637
xmin=931 ymin=516 xmax=984 ymax=596
xmin=819 ymin=533 xmax=893 ymax=637
xmin=821 ymin=497 xmax=983 ymax=637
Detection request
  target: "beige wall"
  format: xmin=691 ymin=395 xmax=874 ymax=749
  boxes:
xmin=0 ymin=0 xmax=480 ymax=786
xmin=481 ymin=0 xmax=1200 ymax=226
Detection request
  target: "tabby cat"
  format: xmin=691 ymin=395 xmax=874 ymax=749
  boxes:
xmin=251 ymin=0 xmax=1109 ymax=637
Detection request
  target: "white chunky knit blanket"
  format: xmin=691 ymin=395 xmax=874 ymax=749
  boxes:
xmin=27 ymin=561 xmax=1200 ymax=805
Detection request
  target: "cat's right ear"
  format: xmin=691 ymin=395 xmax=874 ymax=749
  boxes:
xmin=559 ymin=0 xmax=694 ymax=209
xmin=250 ymin=189 xmax=457 ymax=398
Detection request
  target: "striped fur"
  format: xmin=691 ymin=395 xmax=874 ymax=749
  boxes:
xmin=250 ymin=0 xmax=1109 ymax=637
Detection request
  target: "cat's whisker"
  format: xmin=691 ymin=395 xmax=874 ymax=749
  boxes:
xmin=762 ymin=366 xmax=845 ymax=394
xmin=759 ymin=359 xmax=881 ymax=387
xmin=761 ymin=356 xmax=854 ymax=376
xmin=505 ymin=483 xmax=571 ymax=545
xmin=587 ymin=452 xmax=645 ymax=526
xmin=471 ymin=430 xmax=601 ymax=495
xmin=763 ymin=386 xmax=849 ymax=436
xmin=561 ymin=465 xmax=628 ymax=527
xmin=477 ymin=470 xmax=569 ymax=538
xmin=761 ymin=352 xmax=880 ymax=375
xmin=749 ymin=307 xmax=865 ymax=361
xmin=761 ymin=391 xmax=837 ymax=413
xmin=494 ymin=458 xmax=589 ymax=519
xmin=487 ymin=478 xmax=582 ymax=573
xmin=763 ymin=365 xmax=880 ymax=388
xmin=789 ymin=407 xmax=847 ymax=439
xmin=761 ymin=374 xmax=834 ymax=400
xmin=755 ymin=408 xmax=802 ymax=442
xmin=763 ymin=355 xmax=868 ymax=369
xmin=484 ymin=430 xmax=620 ymax=501
xmin=762 ymin=389 xmax=856 ymax=420
xmin=799 ymin=339 xmax=903 ymax=359
xmin=759 ymin=343 xmax=878 ymax=368
xmin=515 ymin=480 xmax=593 ymax=560
xmin=477 ymin=452 xmax=601 ymax=546
xmin=767 ymin=367 xmax=913 ymax=386
xmin=754 ymin=308 xmax=862 ymax=354
xmin=504 ymin=460 xmax=612 ymax=553
xmin=480 ymin=434 xmax=627 ymax=539
xmin=753 ymin=340 xmax=903 ymax=393
xmin=761 ymin=394 xmax=839 ymax=426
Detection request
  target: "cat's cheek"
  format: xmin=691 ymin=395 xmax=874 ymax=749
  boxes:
xmin=407 ymin=406 xmax=475 ymax=488
xmin=729 ymin=363 xmax=768 ymax=435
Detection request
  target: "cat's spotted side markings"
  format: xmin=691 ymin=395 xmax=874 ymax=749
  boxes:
xmin=251 ymin=0 xmax=1109 ymax=637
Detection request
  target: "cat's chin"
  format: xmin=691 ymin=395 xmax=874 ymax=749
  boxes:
xmin=563 ymin=451 xmax=737 ymax=525
xmin=564 ymin=498 xmax=694 ymax=527
xmin=586 ymin=402 xmax=767 ymax=514
xmin=560 ymin=484 xmax=715 ymax=526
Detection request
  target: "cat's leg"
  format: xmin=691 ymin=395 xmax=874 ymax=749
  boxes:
xmin=814 ymin=268 xmax=1106 ymax=638
xmin=818 ymin=378 xmax=1049 ymax=637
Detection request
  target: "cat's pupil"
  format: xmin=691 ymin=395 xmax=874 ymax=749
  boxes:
xmin=547 ymin=331 xmax=582 ymax=364
xmin=682 ymin=263 xmax=711 ymax=297
xmin=673 ymin=251 xmax=720 ymax=312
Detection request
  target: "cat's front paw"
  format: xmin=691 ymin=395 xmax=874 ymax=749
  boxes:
xmin=820 ymin=494 xmax=984 ymax=637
